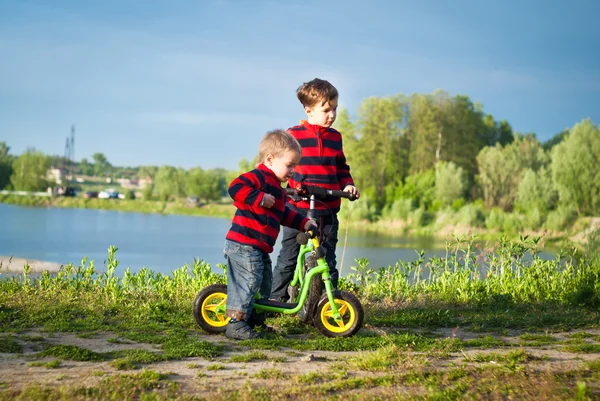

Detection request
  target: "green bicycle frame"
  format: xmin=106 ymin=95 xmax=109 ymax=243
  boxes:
xmin=252 ymin=235 xmax=343 ymax=322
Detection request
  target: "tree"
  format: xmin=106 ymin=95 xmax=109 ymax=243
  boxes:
xmin=543 ymin=129 xmax=569 ymax=151
xmin=350 ymin=95 xmax=409 ymax=210
xmin=435 ymin=162 xmax=466 ymax=207
xmin=10 ymin=148 xmax=51 ymax=191
xmin=0 ymin=142 xmax=13 ymax=189
xmin=477 ymin=135 xmax=547 ymax=210
xmin=516 ymin=167 xmax=557 ymax=212
xmin=138 ymin=165 xmax=158 ymax=181
xmin=551 ymin=119 xmax=600 ymax=215
xmin=154 ymin=165 xmax=184 ymax=201
xmin=92 ymin=152 xmax=112 ymax=177
xmin=78 ymin=158 xmax=93 ymax=176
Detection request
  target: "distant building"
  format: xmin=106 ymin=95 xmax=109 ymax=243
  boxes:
xmin=47 ymin=167 xmax=68 ymax=185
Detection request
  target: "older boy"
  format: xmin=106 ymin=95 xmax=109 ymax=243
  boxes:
xmin=271 ymin=78 xmax=360 ymax=302
xmin=224 ymin=129 xmax=317 ymax=340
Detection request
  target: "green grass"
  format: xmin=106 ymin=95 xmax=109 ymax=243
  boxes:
xmin=36 ymin=344 xmax=104 ymax=361
xmin=519 ymin=333 xmax=559 ymax=346
xmin=0 ymin=335 xmax=21 ymax=353
xmin=0 ymin=241 xmax=599 ymax=399
xmin=229 ymin=350 xmax=269 ymax=363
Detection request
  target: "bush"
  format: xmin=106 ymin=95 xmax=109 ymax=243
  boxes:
xmin=125 ymin=189 xmax=136 ymax=200
xmin=545 ymin=205 xmax=577 ymax=231
xmin=382 ymin=198 xmax=413 ymax=220
xmin=522 ymin=207 xmax=544 ymax=230
xmin=502 ymin=212 xmax=524 ymax=234
xmin=435 ymin=161 xmax=467 ymax=207
xmin=456 ymin=203 xmax=485 ymax=227
xmin=485 ymin=208 xmax=505 ymax=231
xmin=342 ymin=194 xmax=378 ymax=222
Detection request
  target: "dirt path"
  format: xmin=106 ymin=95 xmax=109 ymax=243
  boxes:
xmin=1 ymin=327 xmax=599 ymax=398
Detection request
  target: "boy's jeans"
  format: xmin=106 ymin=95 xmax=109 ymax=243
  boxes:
xmin=224 ymin=240 xmax=272 ymax=321
xmin=271 ymin=212 xmax=339 ymax=301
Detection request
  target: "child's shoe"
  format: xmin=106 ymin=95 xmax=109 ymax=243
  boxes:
xmin=247 ymin=311 xmax=277 ymax=333
xmin=225 ymin=320 xmax=262 ymax=340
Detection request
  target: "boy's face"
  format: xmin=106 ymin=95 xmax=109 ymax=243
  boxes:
xmin=265 ymin=150 xmax=301 ymax=182
xmin=305 ymin=98 xmax=338 ymax=128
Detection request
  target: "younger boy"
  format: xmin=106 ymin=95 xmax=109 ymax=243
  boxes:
xmin=271 ymin=78 xmax=360 ymax=302
xmin=224 ymin=129 xmax=317 ymax=340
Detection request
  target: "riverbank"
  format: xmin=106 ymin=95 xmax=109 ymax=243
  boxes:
xmin=0 ymin=256 xmax=62 ymax=273
xmin=2 ymin=194 xmax=599 ymax=249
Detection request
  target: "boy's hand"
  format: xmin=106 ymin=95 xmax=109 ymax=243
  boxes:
xmin=343 ymin=185 xmax=360 ymax=199
xmin=303 ymin=219 xmax=318 ymax=232
xmin=261 ymin=193 xmax=275 ymax=208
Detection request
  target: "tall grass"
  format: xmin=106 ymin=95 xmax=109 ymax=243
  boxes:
xmin=342 ymin=235 xmax=600 ymax=307
xmin=1 ymin=236 xmax=598 ymax=337
xmin=1 ymin=246 xmax=225 ymax=313
xmin=2 ymin=237 xmax=598 ymax=311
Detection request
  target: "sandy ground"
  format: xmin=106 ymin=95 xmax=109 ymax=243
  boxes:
xmin=0 ymin=256 xmax=62 ymax=273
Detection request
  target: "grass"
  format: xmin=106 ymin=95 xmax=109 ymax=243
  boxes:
xmin=229 ymin=350 xmax=269 ymax=363
xmin=0 ymin=240 xmax=599 ymax=399
xmin=36 ymin=344 xmax=104 ymax=362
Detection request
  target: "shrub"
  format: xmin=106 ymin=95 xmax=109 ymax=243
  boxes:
xmin=545 ymin=205 xmax=578 ymax=231
xmin=383 ymin=198 xmax=413 ymax=220
xmin=485 ymin=208 xmax=505 ymax=231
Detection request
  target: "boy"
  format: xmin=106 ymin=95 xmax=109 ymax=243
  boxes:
xmin=271 ymin=78 xmax=360 ymax=302
xmin=224 ymin=129 xmax=317 ymax=340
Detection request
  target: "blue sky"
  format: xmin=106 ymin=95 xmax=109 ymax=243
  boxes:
xmin=1 ymin=0 xmax=598 ymax=170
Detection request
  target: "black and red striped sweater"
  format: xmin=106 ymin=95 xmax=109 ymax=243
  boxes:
xmin=287 ymin=121 xmax=355 ymax=213
xmin=226 ymin=164 xmax=310 ymax=254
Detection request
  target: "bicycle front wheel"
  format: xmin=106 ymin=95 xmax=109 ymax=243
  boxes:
xmin=313 ymin=291 xmax=364 ymax=337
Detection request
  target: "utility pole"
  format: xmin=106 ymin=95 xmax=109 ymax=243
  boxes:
xmin=62 ymin=125 xmax=76 ymax=181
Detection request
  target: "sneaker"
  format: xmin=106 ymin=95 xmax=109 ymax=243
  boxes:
xmin=225 ymin=320 xmax=262 ymax=340
xmin=247 ymin=311 xmax=277 ymax=333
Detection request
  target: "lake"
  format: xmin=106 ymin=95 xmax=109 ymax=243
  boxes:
xmin=0 ymin=203 xmax=452 ymax=277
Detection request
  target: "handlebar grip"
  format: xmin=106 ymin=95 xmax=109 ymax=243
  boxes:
xmin=326 ymin=189 xmax=358 ymax=201
xmin=285 ymin=188 xmax=297 ymax=196
xmin=296 ymin=232 xmax=309 ymax=245
xmin=296 ymin=228 xmax=317 ymax=245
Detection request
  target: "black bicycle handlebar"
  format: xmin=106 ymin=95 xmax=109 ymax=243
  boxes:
xmin=285 ymin=185 xmax=357 ymax=201
xmin=296 ymin=228 xmax=318 ymax=245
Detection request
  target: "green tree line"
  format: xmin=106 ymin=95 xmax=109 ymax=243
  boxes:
xmin=2 ymin=90 xmax=599 ymax=230
xmin=335 ymin=91 xmax=599 ymax=233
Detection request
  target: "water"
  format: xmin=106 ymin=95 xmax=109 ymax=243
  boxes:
xmin=0 ymin=203 xmax=451 ymax=276
xmin=3 ymin=203 xmax=564 ymax=279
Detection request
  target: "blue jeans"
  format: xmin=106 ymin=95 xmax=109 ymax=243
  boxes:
xmin=271 ymin=211 xmax=339 ymax=301
xmin=224 ymin=240 xmax=272 ymax=321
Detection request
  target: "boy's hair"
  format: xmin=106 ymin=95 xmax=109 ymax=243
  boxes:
xmin=258 ymin=129 xmax=302 ymax=163
xmin=297 ymin=78 xmax=338 ymax=108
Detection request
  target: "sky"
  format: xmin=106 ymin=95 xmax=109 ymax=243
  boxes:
xmin=1 ymin=0 xmax=599 ymax=171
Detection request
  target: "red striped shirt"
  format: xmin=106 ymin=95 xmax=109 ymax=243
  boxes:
xmin=226 ymin=164 xmax=310 ymax=253
xmin=287 ymin=121 xmax=354 ymax=212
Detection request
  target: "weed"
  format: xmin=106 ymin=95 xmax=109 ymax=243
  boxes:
xmin=45 ymin=359 xmax=61 ymax=369
xmin=206 ymin=363 xmax=225 ymax=371
xmin=36 ymin=344 xmax=103 ymax=361
xmin=229 ymin=350 xmax=268 ymax=363
xmin=564 ymin=343 xmax=600 ymax=354
xmin=519 ymin=333 xmax=559 ymax=346
xmin=252 ymin=368 xmax=288 ymax=379
xmin=0 ymin=335 xmax=21 ymax=353
xmin=464 ymin=335 xmax=507 ymax=348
